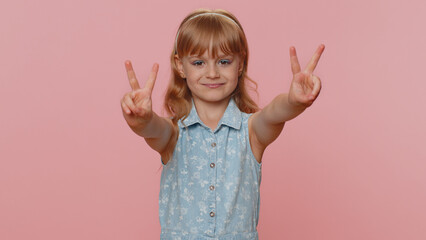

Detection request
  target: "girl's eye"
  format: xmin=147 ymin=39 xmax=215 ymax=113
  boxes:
xmin=192 ymin=60 xmax=204 ymax=66
xmin=219 ymin=59 xmax=231 ymax=65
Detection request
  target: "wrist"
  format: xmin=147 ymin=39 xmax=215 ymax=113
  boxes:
xmin=285 ymin=93 xmax=307 ymax=111
xmin=129 ymin=113 xmax=155 ymax=136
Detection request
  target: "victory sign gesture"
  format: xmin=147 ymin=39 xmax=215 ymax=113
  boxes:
xmin=121 ymin=61 xmax=159 ymax=128
xmin=288 ymin=44 xmax=325 ymax=108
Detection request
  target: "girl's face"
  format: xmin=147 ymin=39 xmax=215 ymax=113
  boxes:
xmin=175 ymin=49 xmax=243 ymax=106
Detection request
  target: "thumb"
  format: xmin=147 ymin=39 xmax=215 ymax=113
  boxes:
xmin=310 ymin=75 xmax=321 ymax=99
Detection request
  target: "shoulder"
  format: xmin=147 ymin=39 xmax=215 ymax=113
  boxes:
xmin=159 ymin=118 xmax=180 ymax=165
xmin=247 ymin=112 xmax=264 ymax=163
xmin=248 ymin=110 xmax=286 ymax=163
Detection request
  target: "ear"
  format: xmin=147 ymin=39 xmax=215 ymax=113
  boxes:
xmin=174 ymin=55 xmax=186 ymax=78
xmin=238 ymin=59 xmax=244 ymax=76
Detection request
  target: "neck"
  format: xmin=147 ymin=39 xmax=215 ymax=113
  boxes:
xmin=193 ymin=97 xmax=231 ymax=130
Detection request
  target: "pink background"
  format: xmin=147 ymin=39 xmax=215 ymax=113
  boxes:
xmin=1 ymin=0 xmax=425 ymax=239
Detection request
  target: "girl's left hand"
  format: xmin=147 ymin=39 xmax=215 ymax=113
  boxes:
xmin=288 ymin=44 xmax=325 ymax=108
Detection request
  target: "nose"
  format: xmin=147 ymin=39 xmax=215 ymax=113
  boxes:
xmin=206 ymin=63 xmax=219 ymax=79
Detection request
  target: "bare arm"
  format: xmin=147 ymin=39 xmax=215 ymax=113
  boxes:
xmin=121 ymin=61 xmax=175 ymax=155
xmin=249 ymin=44 xmax=325 ymax=157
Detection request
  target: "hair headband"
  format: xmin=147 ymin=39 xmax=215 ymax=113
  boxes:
xmin=174 ymin=12 xmax=241 ymax=54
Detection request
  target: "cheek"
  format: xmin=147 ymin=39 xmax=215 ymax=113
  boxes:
xmin=183 ymin=67 xmax=201 ymax=81
xmin=185 ymin=78 xmax=199 ymax=93
xmin=226 ymin=68 xmax=240 ymax=84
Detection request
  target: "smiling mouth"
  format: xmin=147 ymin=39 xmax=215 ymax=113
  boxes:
xmin=203 ymin=83 xmax=224 ymax=88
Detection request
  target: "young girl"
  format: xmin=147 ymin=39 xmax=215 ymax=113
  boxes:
xmin=121 ymin=9 xmax=324 ymax=240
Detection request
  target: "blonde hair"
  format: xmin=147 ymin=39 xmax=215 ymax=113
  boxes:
xmin=162 ymin=9 xmax=259 ymax=162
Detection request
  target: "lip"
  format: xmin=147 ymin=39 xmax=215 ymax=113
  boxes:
xmin=203 ymin=83 xmax=224 ymax=88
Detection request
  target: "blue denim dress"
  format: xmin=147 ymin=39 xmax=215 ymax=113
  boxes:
xmin=159 ymin=98 xmax=262 ymax=240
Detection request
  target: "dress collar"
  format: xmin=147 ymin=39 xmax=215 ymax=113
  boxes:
xmin=178 ymin=98 xmax=242 ymax=131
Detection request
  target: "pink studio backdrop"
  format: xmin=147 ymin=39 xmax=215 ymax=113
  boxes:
xmin=1 ymin=0 xmax=425 ymax=239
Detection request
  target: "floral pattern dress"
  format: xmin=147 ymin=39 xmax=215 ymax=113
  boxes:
xmin=159 ymin=98 xmax=262 ymax=240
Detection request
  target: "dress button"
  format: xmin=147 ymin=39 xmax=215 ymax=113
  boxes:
xmin=210 ymin=163 xmax=215 ymax=168
xmin=209 ymin=185 xmax=215 ymax=190
xmin=210 ymin=212 xmax=215 ymax=217
xmin=211 ymin=142 xmax=216 ymax=147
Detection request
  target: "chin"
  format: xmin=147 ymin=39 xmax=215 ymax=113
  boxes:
xmin=194 ymin=94 xmax=231 ymax=104
xmin=207 ymin=96 xmax=232 ymax=104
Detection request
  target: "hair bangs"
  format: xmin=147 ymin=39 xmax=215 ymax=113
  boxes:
xmin=177 ymin=15 xmax=245 ymax=58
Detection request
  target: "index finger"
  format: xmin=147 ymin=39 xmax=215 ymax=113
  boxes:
xmin=125 ymin=60 xmax=141 ymax=90
xmin=305 ymin=44 xmax=325 ymax=73
xmin=290 ymin=46 xmax=301 ymax=75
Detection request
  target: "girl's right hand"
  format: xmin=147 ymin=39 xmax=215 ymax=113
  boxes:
xmin=121 ymin=60 xmax=159 ymax=128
